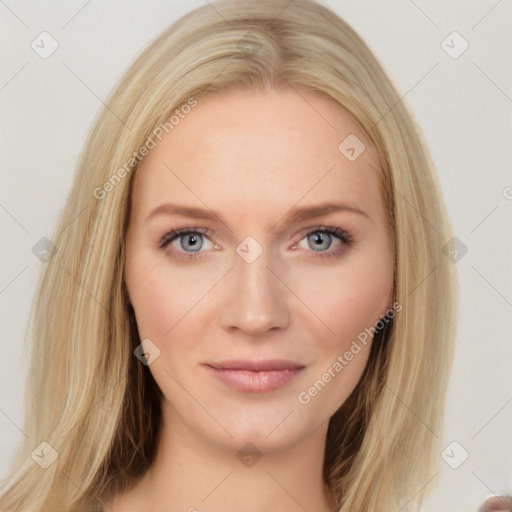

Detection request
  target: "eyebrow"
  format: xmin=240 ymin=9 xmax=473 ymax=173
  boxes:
xmin=145 ymin=201 xmax=369 ymax=230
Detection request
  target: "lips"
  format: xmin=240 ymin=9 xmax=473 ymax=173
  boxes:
xmin=203 ymin=359 xmax=305 ymax=393
xmin=206 ymin=359 xmax=305 ymax=371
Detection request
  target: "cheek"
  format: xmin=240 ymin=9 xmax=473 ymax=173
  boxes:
xmin=124 ymin=243 xmax=175 ymax=335
xmin=291 ymin=248 xmax=393 ymax=349
xmin=125 ymin=251 xmax=223 ymax=345
xmin=291 ymin=253 xmax=391 ymax=414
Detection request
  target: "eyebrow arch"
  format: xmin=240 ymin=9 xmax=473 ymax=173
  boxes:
xmin=145 ymin=201 xmax=369 ymax=230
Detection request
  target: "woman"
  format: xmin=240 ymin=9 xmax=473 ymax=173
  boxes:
xmin=0 ymin=0 xmax=505 ymax=510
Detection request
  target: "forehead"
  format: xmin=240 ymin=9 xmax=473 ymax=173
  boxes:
xmin=131 ymin=86 xmax=384 ymax=224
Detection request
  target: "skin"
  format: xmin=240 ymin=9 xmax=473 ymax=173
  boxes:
xmin=480 ymin=496 xmax=512 ymax=511
xmin=106 ymin=86 xmax=395 ymax=512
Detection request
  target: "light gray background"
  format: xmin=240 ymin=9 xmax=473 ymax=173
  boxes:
xmin=0 ymin=1 xmax=511 ymax=510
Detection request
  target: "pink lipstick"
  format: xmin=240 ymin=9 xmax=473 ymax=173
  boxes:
xmin=203 ymin=359 xmax=305 ymax=393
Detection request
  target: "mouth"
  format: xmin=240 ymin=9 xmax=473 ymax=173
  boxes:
xmin=203 ymin=359 xmax=305 ymax=393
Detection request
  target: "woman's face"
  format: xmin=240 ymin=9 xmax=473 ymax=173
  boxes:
xmin=124 ymin=86 xmax=394 ymax=452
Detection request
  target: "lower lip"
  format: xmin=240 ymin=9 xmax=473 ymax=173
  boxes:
xmin=204 ymin=366 xmax=304 ymax=393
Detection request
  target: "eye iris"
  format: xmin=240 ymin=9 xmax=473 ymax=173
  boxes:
xmin=308 ymin=232 xmax=331 ymax=251
xmin=181 ymin=233 xmax=202 ymax=252
xmin=173 ymin=230 xmax=338 ymax=254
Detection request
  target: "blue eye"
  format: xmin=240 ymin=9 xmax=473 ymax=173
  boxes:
xmin=298 ymin=227 xmax=353 ymax=259
xmin=158 ymin=226 xmax=353 ymax=261
xmin=159 ymin=228 xmax=214 ymax=261
xmin=307 ymin=231 xmax=335 ymax=251
xmin=175 ymin=232 xmax=203 ymax=252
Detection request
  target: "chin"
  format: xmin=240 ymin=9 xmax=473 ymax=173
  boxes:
xmin=203 ymin=400 xmax=325 ymax=454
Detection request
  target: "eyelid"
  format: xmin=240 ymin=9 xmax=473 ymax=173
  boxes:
xmin=158 ymin=227 xmax=215 ymax=247
xmin=159 ymin=224 xmax=353 ymax=246
xmin=293 ymin=224 xmax=353 ymax=245
xmin=158 ymin=224 xmax=354 ymax=262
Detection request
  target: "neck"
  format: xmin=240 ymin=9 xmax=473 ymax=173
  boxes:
xmin=107 ymin=399 xmax=338 ymax=512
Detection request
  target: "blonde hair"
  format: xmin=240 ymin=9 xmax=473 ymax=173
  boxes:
xmin=0 ymin=1 xmax=458 ymax=510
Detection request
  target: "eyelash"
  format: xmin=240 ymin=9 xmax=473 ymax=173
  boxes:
xmin=158 ymin=226 xmax=354 ymax=262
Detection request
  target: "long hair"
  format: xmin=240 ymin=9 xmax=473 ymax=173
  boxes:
xmin=0 ymin=1 xmax=458 ymax=510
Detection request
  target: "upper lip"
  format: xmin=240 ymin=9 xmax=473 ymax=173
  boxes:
xmin=204 ymin=359 xmax=305 ymax=371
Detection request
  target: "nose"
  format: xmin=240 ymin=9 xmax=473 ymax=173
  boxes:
xmin=219 ymin=246 xmax=290 ymax=337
